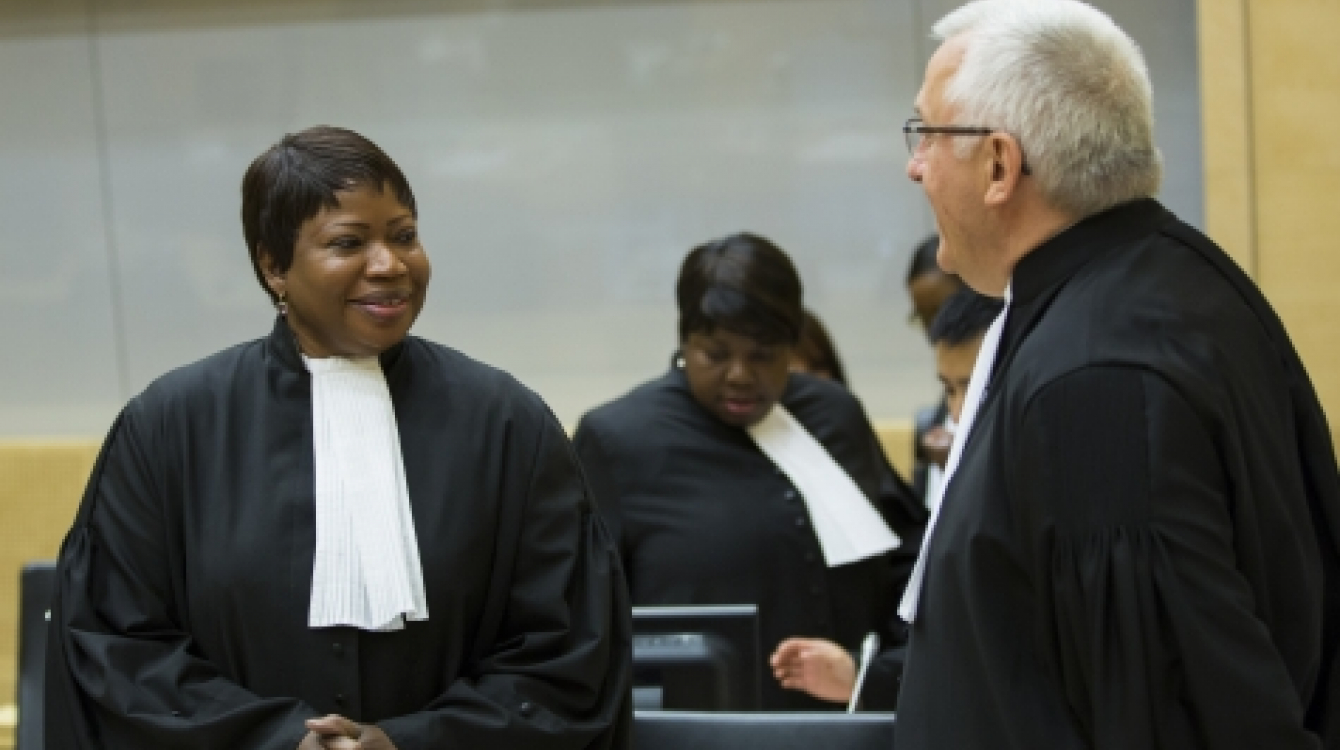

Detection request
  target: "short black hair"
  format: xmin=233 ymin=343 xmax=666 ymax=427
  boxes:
xmin=795 ymin=308 xmax=849 ymax=386
xmin=928 ymin=287 xmax=1004 ymax=346
xmin=241 ymin=125 xmax=417 ymax=303
xmin=676 ymin=232 xmax=803 ymax=345
xmin=905 ymin=234 xmax=943 ymax=287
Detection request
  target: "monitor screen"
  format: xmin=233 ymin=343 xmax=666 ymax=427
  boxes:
xmin=631 ymin=604 xmax=762 ymax=711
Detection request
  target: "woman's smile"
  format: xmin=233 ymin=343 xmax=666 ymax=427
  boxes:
xmin=351 ymin=290 xmax=413 ymax=321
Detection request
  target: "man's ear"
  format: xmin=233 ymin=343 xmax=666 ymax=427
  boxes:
xmin=984 ymin=133 xmax=1026 ymax=206
xmin=257 ymin=247 xmax=286 ymax=298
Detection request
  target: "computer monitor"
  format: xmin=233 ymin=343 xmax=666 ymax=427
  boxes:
xmin=631 ymin=604 xmax=762 ymax=711
xmin=633 ymin=711 xmax=897 ymax=750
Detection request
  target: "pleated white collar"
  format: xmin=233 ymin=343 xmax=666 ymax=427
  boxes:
xmin=747 ymin=404 xmax=901 ymax=567
xmin=302 ymin=354 xmax=429 ymax=632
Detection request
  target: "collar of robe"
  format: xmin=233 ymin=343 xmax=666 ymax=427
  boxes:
xmin=1009 ymin=198 xmax=1171 ymax=307
xmin=267 ymin=315 xmax=407 ymax=378
xmin=747 ymin=404 xmax=901 ymax=567
xmin=989 ymin=199 xmax=1171 ymax=393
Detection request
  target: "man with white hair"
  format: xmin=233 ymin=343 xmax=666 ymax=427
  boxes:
xmin=894 ymin=1 xmax=1340 ymax=748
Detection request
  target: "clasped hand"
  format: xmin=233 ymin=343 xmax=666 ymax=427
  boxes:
xmin=298 ymin=715 xmax=397 ymax=750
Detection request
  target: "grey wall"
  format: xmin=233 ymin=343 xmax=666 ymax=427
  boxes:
xmin=0 ymin=0 xmax=1200 ymax=436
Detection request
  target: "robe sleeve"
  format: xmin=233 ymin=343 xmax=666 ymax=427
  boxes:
xmin=570 ymin=416 xmax=627 ymax=553
xmin=1015 ymin=366 xmax=1319 ymax=749
xmin=45 ymin=406 xmax=318 ymax=750
xmin=377 ymin=409 xmax=634 ymax=750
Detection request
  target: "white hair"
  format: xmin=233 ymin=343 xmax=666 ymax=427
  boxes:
xmin=932 ymin=0 xmax=1163 ymax=216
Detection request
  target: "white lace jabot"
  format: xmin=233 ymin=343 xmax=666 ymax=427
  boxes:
xmin=303 ymin=354 xmax=428 ymax=632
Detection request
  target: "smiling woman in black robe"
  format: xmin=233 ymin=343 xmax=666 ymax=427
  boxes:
xmin=45 ymin=126 xmax=632 ymax=750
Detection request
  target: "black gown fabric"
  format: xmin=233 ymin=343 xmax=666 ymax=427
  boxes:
xmin=895 ymin=199 xmax=1340 ymax=749
xmin=46 ymin=318 xmax=633 ymax=750
xmin=573 ymin=367 xmax=927 ymax=710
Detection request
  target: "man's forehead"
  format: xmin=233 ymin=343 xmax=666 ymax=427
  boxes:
xmin=933 ymin=33 xmax=971 ymax=67
xmin=918 ymin=35 xmax=968 ymax=115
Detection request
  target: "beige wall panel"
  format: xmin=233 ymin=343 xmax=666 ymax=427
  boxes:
xmin=874 ymin=419 xmax=915 ymax=481
xmin=1249 ymin=0 xmax=1340 ymax=433
xmin=1196 ymin=0 xmax=1255 ymax=273
xmin=0 ymin=443 xmax=96 ymax=720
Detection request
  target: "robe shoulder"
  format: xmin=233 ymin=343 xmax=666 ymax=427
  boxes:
xmin=782 ymin=371 xmax=871 ymax=427
xmin=575 ymin=372 xmax=685 ymax=443
xmin=127 ymin=332 xmax=560 ymax=437
xmin=124 ymin=337 xmax=265 ymax=413
xmin=396 ymin=336 xmax=566 ymax=423
xmin=576 ymin=369 xmax=867 ymax=446
xmin=1005 ymin=221 xmax=1295 ymax=414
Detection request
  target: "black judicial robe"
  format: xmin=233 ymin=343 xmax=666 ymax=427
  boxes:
xmin=45 ymin=319 xmax=633 ymax=750
xmin=573 ymin=367 xmax=927 ymax=710
xmin=895 ymin=199 xmax=1340 ymax=749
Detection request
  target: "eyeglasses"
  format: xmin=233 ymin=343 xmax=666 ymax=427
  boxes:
xmin=903 ymin=117 xmax=1032 ymax=175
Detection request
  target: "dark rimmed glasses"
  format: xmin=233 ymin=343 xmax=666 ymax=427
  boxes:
xmin=903 ymin=117 xmax=1032 ymax=175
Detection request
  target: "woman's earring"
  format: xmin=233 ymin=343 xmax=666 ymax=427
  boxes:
xmin=276 ymin=290 xmax=288 ymax=317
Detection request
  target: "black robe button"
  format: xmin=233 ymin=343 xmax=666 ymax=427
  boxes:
xmin=784 ymin=489 xmax=798 ymax=501
xmin=335 ymin=693 xmax=346 ymax=705
xmin=794 ymin=517 xmax=807 ymax=528
xmin=332 ymin=642 xmax=343 ymax=655
xmin=519 ymin=701 xmax=536 ymax=717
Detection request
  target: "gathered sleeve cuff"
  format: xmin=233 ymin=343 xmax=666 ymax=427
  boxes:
xmin=1016 ymin=366 xmax=1318 ymax=750
xmin=45 ymin=409 xmax=317 ymax=750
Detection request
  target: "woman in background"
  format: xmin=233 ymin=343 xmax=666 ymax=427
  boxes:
xmin=905 ymin=235 xmax=964 ymax=506
xmin=904 ymin=235 xmax=963 ymax=335
xmin=574 ymin=233 xmax=926 ymax=710
xmin=45 ymin=126 xmax=631 ymax=750
xmin=790 ymin=308 xmax=850 ymax=386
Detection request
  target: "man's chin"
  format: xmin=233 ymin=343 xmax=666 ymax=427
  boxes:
xmin=934 ymin=245 xmax=956 ymax=275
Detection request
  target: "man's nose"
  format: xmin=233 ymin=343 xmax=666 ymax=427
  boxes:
xmin=907 ymin=154 xmax=925 ymax=182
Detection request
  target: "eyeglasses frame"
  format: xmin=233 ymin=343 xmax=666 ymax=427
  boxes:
xmin=902 ymin=117 xmax=1032 ymax=176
